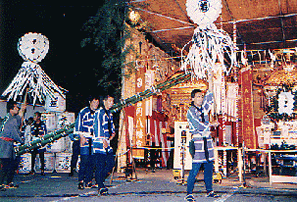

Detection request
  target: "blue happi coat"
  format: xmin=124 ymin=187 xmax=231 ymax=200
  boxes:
xmin=187 ymin=90 xmax=215 ymax=163
xmin=93 ymin=107 xmax=115 ymax=154
xmin=74 ymin=107 xmax=95 ymax=155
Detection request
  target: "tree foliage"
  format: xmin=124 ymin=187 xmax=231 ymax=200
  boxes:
xmin=81 ymin=0 xmax=130 ymax=99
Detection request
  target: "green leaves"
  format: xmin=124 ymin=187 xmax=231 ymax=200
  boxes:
xmin=81 ymin=0 xmax=130 ymax=98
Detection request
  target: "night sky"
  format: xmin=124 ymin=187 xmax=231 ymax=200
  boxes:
xmin=0 ymin=1 xmax=105 ymax=113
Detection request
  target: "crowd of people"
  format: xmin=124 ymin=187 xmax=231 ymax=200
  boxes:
xmin=0 ymin=94 xmax=116 ymax=196
xmin=0 ymin=88 xmax=221 ymax=200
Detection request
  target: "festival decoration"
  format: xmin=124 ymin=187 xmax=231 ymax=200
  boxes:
xmin=264 ymin=69 xmax=297 ymax=86
xmin=241 ymin=67 xmax=257 ymax=149
xmin=186 ymin=0 xmax=222 ymax=27
xmin=2 ymin=32 xmax=65 ymax=105
xmin=181 ymin=0 xmax=237 ymax=80
xmin=18 ymin=32 xmax=49 ymax=63
xmin=266 ymin=85 xmax=297 ymax=121
xmin=134 ymin=61 xmax=146 ymax=158
xmin=278 ymin=91 xmax=295 ymax=116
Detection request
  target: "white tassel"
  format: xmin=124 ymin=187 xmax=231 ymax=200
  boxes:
xmin=181 ymin=25 xmax=237 ymax=81
xmin=268 ymin=49 xmax=276 ymax=68
xmin=2 ymin=61 xmax=65 ymax=105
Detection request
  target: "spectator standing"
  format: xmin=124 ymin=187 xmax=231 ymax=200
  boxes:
xmin=0 ymin=101 xmax=26 ymax=190
xmin=68 ymin=132 xmax=80 ymax=177
xmin=30 ymin=112 xmax=47 ymax=176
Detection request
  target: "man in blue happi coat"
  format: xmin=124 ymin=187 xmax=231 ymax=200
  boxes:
xmin=185 ymin=88 xmax=220 ymax=201
xmin=93 ymin=95 xmax=116 ymax=196
xmin=75 ymin=95 xmax=99 ymax=189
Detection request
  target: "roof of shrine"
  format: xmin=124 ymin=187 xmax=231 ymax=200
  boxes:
xmin=131 ymin=0 xmax=297 ymax=55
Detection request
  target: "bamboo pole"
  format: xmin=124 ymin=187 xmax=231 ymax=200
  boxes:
xmin=14 ymin=73 xmax=192 ymax=155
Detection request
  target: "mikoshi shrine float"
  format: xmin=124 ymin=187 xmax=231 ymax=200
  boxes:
xmin=1 ymin=0 xmax=296 ymax=184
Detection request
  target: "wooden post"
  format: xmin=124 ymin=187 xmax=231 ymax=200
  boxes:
xmin=268 ymin=151 xmax=272 ymax=185
xmin=214 ymin=148 xmax=219 ymax=173
xmin=263 ymin=152 xmax=267 ymax=175
xmin=223 ymin=150 xmax=227 ymax=176
xmin=238 ymin=148 xmax=243 ymax=182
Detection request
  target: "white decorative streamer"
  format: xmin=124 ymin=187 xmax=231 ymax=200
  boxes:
xmin=241 ymin=50 xmax=248 ymax=66
xmin=268 ymin=49 xmax=276 ymax=68
xmin=181 ymin=25 xmax=237 ymax=80
xmin=226 ymin=83 xmax=238 ymax=122
xmin=2 ymin=62 xmax=65 ymax=105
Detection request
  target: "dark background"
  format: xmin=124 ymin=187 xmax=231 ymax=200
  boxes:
xmin=0 ymin=1 xmax=105 ymax=113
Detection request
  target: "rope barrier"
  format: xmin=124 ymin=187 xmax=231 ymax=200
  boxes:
xmin=245 ymin=149 xmax=297 ymax=153
xmin=116 ymin=147 xmax=174 ymax=158
xmin=132 ymin=146 xmax=175 ymax=150
xmin=117 ymin=149 xmax=130 ymax=157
